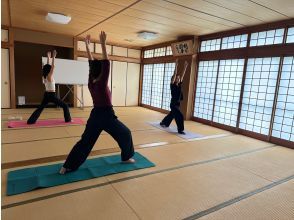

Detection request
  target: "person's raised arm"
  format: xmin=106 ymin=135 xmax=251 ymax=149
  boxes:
xmin=85 ymin=35 xmax=94 ymax=61
xmin=180 ymin=61 xmax=189 ymax=82
xmin=47 ymin=50 xmax=56 ymax=81
xmin=100 ymin=31 xmax=108 ymax=60
xmin=171 ymin=59 xmax=179 ymax=84
xmin=47 ymin=51 xmax=51 ymax=64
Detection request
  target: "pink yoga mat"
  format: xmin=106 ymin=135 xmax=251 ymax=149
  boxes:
xmin=7 ymin=118 xmax=85 ymax=128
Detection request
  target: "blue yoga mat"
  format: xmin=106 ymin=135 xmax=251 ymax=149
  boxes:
xmin=7 ymin=152 xmax=155 ymax=196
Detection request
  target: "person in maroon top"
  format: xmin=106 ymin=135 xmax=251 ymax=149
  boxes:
xmin=60 ymin=31 xmax=135 ymax=174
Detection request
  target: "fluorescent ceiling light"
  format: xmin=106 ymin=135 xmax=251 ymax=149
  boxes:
xmin=137 ymin=31 xmax=158 ymax=40
xmin=46 ymin=12 xmax=71 ymax=24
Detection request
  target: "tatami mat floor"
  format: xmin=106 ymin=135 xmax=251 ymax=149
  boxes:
xmin=1 ymin=107 xmax=293 ymax=220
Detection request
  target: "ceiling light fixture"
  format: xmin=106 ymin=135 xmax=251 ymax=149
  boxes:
xmin=46 ymin=12 xmax=71 ymax=24
xmin=137 ymin=31 xmax=158 ymax=40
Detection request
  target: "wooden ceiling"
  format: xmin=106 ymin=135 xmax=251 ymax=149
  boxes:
xmin=2 ymin=0 xmax=294 ymax=48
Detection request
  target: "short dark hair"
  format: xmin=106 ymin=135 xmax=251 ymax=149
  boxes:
xmin=42 ymin=64 xmax=52 ymax=78
xmin=89 ymin=59 xmax=102 ymax=81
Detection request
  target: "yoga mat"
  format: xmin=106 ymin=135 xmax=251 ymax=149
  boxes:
xmin=7 ymin=118 xmax=85 ymax=128
xmin=7 ymin=152 xmax=155 ymax=196
xmin=148 ymin=122 xmax=204 ymax=140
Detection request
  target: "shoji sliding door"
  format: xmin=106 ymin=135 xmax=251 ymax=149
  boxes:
xmin=272 ymin=56 xmax=294 ymax=142
xmin=239 ymin=57 xmax=280 ymax=135
xmin=112 ymin=61 xmax=127 ymax=106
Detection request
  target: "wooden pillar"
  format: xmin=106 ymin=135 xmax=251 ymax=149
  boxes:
xmin=9 ymin=27 xmax=16 ymax=108
xmin=73 ymin=37 xmax=78 ymax=108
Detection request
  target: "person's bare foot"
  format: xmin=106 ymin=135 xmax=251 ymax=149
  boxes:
xmin=122 ymin=158 xmax=136 ymax=164
xmin=59 ymin=167 xmax=71 ymax=174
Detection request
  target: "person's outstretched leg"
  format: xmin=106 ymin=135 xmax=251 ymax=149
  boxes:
xmin=51 ymin=95 xmax=72 ymax=122
xmin=172 ymin=106 xmax=184 ymax=134
xmin=160 ymin=111 xmax=174 ymax=127
xmin=27 ymin=93 xmax=49 ymax=124
xmin=104 ymin=116 xmax=135 ymax=162
xmin=62 ymin=110 xmax=102 ymax=171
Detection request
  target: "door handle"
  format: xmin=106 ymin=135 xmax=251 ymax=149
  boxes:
xmin=4 ymin=81 xmax=8 ymax=85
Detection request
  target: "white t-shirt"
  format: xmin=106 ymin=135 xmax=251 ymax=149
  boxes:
xmin=43 ymin=77 xmax=56 ymax=92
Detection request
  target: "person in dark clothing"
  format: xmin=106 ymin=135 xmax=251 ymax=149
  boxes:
xmin=60 ymin=31 xmax=135 ymax=174
xmin=27 ymin=50 xmax=71 ymax=124
xmin=160 ymin=59 xmax=189 ymax=134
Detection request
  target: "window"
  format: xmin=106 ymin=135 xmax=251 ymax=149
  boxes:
xmin=154 ymin=47 xmax=166 ymax=57
xmin=144 ymin=49 xmax=154 ymax=58
xmin=194 ymin=60 xmax=219 ymax=120
xmin=250 ymin=28 xmax=285 ymax=47
xmin=141 ymin=63 xmax=176 ymax=110
xmin=239 ymin=57 xmax=280 ymax=135
xmin=272 ymin=56 xmax=294 ymax=141
xmin=286 ymin=27 xmax=294 ymax=43
xmin=200 ymin=35 xmax=247 ymax=52
xmin=213 ymin=59 xmax=244 ymax=126
xmin=151 ymin=64 xmax=165 ymax=108
xmin=193 ymin=23 xmax=294 ymax=146
xmin=144 ymin=46 xmax=173 ymax=58
xmin=200 ymin=39 xmax=221 ymax=52
xmin=166 ymin=46 xmax=173 ymax=56
xmin=162 ymin=63 xmax=176 ymax=110
xmin=221 ymin=34 xmax=248 ymax=49
xmin=141 ymin=65 xmax=153 ymax=105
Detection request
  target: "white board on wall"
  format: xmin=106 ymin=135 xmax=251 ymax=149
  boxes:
xmin=76 ymin=57 xmax=92 ymax=107
xmin=42 ymin=57 xmax=89 ymax=85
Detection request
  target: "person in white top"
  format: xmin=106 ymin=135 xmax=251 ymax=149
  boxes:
xmin=27 ymin=50 xmax=72 ymax=124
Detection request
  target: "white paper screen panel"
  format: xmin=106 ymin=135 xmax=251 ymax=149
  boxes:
xmin=112 ymin=46 xmax=128 ymax=57
xmin=112 ymin=61 xmax=127 ymax=106
xmin=126 ymin=63 xmax=140 ymax=106
xmin=42 ymin=57 xmax=89 ymax=85
xmin=128 ymin=49 xmax=141 ymax=58
xmin=77 ymin=41 xmax=94 ymax=52
xmin=95 ymin=43 xmax=112 ymax=55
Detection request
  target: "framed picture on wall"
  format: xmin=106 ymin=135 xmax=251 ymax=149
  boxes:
xmin=171 ymin=40 xmax=194 ymax=56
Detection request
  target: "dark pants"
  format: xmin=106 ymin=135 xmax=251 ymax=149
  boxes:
xmin=27 ymin=92 xmax=71 ymax=124
xmin=161 ymin=103 xmax=184 ymax=132
xmin=63 ymin=107 xmax=135 ymax=170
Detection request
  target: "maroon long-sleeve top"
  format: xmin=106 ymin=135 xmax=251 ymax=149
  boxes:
xmin=88 ymin=60 xmax=112 ymax=107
